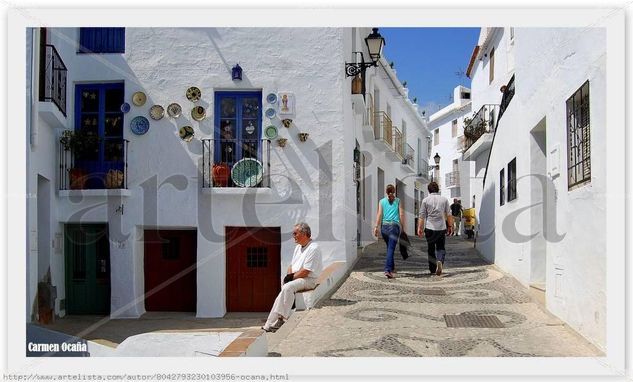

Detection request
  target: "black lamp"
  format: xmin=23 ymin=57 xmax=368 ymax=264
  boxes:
xmin=232 ymin=64 xmax=243 ymax=81
xmin=345 ymin=28 xmax=386 ymax=98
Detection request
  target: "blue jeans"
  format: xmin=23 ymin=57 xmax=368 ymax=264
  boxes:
xmin=381 ymin=224 xmax=400 ymax=273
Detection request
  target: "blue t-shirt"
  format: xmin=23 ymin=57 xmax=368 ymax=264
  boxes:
xmin=380 ymin=197 xmax=400 ymax=224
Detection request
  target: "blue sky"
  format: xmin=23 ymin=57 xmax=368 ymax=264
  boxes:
xmin=380 ymin=27 xmax=480 ymax=116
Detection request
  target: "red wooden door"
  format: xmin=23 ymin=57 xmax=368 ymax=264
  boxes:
xmin=144 ymin=230 xmax=197 ymax=312
xmin=226 ymin=227 xmax=281 ymax=312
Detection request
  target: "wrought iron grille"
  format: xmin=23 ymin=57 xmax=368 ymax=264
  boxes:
xmin=463 ymin=104 xmax=499 ymax=153
xmin=40 ymin=44 xmax=67 ymax=116
xmin=498 ymin=75 xmax=515 ymax=121
xmin=373 ymin=111 xmax=393 ymax=146
xmin=201 ymin=138 xmax=271 ymax=188
xmin=567 ymin=81 xmax=591 ymax=189
xmin=58 ymin=137 xmax=129 ymax=190
xmin=404 ymin=143 xmax=415 ymax=167
xmin=445 ymin=171 xmax=460 ymax=188
xmin=393 ymin=126 xmax=404 ymax=158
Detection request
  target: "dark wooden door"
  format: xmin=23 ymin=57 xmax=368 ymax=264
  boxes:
xmin=144 ymin=230 xmax=197 ymax=312
xmin=65 ymin=224 xmax=111 ymax=315
xmin=226 ymin=227 xmax=281 ymax=312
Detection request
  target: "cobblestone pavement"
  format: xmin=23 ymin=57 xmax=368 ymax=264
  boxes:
xmin=268 ymin=236 xmax=603 ymax=357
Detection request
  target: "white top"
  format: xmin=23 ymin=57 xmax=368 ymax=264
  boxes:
xmin=291 ymin=241 xmax=323 ymax=281
xmin=420 ymin=192 xmax=451 ymax=231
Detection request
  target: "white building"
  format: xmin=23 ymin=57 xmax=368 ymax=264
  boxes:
xmin=428 ymin=85 xmax=473 ymax=206
xmin=462 ymin=27 xmax=606 ymax=350
xmin=26 ymin=27 xmax=430 ymax=321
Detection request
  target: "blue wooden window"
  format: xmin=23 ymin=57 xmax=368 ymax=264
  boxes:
xmin=214 ymin=91 xmax=262 ymax=165
xmin=79 ymin=28 xmax=125 ymax=53
xmin=75 ymin=83 xmax=125 ymax=189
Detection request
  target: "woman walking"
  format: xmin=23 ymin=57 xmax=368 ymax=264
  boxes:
xmin=373 ymin=184 xmax=405 ymax=279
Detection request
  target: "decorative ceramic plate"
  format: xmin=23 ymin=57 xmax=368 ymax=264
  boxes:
xmin=149 ymin=105 xmax=165 ymax=120
xmin=120 ymin=102 xmax=131 ymax=113
xmin=167 ymin=103 xmax=182 ymax=118
xmin=265 ymin=107 xmax=276 ymax=119
xmin=191 ymin=106 xmax=206 ymax=121
xmin=179 ymin=126 xmax=195 ymax=142
xmin=266 ymin=93 xmax=278 ymax=104
xmin=186 ymin=87 xmax=201 ymax=102
xmin=264 ymin=125 xmax=278 ymax=139
xmin=231 ymin=158 xmax=263 ymax=187
xmin=130 ymin=116 xmax=150 ymax=135
xmin=132 ymin=91 xmax=147 ymax=106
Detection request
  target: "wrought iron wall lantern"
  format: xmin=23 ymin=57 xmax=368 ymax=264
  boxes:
xmin=232 ymin=64 xmax=243 ymax=81
xmin=345 ymin=28 xmax=385 ymax=98
xmin=429 ymin=152 xmax=441 ymax=182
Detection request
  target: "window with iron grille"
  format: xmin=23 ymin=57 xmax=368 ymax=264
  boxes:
xmin=246 ymin=247 xmax=268 ymax=268
xmin=508 ymin=158 xmax=517 ymax=202
xmin=566 ymin=81 xmax=591 ymax=189
xmin=452 ymin=119 xmax=458 ymax=138
xmin=499 ymin=168 xmax=505 ymax=206
xmin=434 ymin=129 xmax=439 ymax=145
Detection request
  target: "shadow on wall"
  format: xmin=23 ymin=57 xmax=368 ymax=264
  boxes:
xmin=477 ymin=181 xmax=496 ymax=263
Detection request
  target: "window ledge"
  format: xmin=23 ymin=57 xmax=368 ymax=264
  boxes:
xmin=202 ymin=187 xmax=272 ymax=195
xmin=58 ymin=189 xmax=131 ymax=197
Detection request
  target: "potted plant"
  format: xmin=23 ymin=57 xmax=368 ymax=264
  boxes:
xmin=60 ymin=130 xmax=101 ymax=189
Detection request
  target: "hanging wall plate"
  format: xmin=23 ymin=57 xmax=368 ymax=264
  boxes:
xmin=191 ymin=106 xmax=206 ymax=121
xmin=264 ymin=125 xmax=278 ymax=140
xmin=130 ymin=116 xmax=150 ymax=135
xmin=149 ymin=105 xmax=165 ymax=120
xmin=132 ymin=91 xmax=147 ymax=106
xmin=179 ymin=126 xmax=195 ymax=142
xmin=167 ymin=103 xmax=182 ymax=118
xmin=186 ymin=87 xmax=202 ymax=102
xmin=265 ymin=107 xmax=276 ymax=119
xmin=266 ymin=93 xmax=278 ymax=104
xmin=120 ymin=102 xmax=131 ymax=113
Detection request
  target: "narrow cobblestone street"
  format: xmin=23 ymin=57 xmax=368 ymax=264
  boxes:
xmin=268 ymin=235 xmax=603 ymax=357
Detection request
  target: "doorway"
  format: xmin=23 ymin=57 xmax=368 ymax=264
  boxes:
xmin=226 ymin=227 xmax=281 ymax=312
xmin=64 ymin=224 xmax=111 ymax=314
xmin=144 ymin=230 xmax=197 ymax=312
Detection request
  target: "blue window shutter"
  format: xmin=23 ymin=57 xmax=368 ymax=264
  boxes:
xmin=79 ymin=28 xmax=125 ymax=53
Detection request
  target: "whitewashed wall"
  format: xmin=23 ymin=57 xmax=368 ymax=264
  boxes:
xmin=428 ymin=86 xmax=473 ymax=205
xmin=31 ymin=27 xmax=353 ymax=318
xmin=477 ymin=27 xmax=606 ymax=349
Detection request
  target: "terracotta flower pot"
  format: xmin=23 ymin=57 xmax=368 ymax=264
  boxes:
xmin=69 ymin=168 xmax=88 ymax=190
xmin=212 ymin=163 xmax=230 ymax=187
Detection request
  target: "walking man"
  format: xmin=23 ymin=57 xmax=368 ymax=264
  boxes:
xmin=262 ymin=222 xmax=322 ymax=332
xmin=450 ymin=198 xmax=463 ymax=236
xmin=417 ymin=182 xmax=453 ymax=276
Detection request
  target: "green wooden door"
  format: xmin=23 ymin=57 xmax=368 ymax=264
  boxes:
xmin=65 ymin=224 xmax=111 ymax=314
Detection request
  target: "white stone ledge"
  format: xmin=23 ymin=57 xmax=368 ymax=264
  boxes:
xmin=58 ymin=189 xmax=132 ymax=197
xmin=201 ymin=187 xmax=273 ymax=195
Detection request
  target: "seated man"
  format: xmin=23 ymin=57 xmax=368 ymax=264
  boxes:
xmin=262 ymin=222 xmax=322 ymax=332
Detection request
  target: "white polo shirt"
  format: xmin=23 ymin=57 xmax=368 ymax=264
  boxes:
xmin=291 ymin=241 xmax=323 ymax=282
xmin=420 ymin=192 xmax=451 ymax=231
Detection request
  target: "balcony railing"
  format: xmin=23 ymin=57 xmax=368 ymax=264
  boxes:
xmin=373 ymin=111 xmax=393 ymax=147
xmin=392 ymin=126 xmax=404 ymax=158
xmin=201 ymin=138 xmax=271 ymax=188
xmin=402 ymin=143 xmax=415 ymax=171
xmin=445 ymin=171 xmax=460 ymax=188
xmin=40 ymin=44 xmax=67 ymax=116
xmin=463 ymin=104 xmax=499 ymax=153
xmin=59 ymin=137 xmax=129 ymax=190
xmin=498 ymin=75 xmax=515 ymax=121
